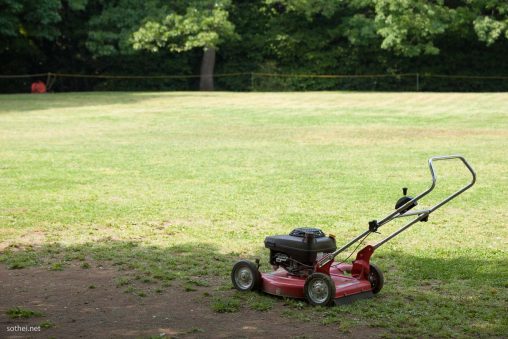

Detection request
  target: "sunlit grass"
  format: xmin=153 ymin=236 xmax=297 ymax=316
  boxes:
xmin=0 ymin=92 xmax=507 ymax=336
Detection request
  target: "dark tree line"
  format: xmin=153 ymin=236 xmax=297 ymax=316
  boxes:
xmin=1 ymin=0 xmax=508 ymax=92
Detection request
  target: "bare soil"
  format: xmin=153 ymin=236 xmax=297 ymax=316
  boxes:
xmin=0 ymin=263 xmax=383 ymax=338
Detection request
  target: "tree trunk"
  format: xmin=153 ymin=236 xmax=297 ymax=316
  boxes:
xmin=199 ymin=46 xmax=215 ymax=91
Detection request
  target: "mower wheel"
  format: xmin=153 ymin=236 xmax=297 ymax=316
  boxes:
xmin=368 ymin=264 xmax=384 ymax=294
xmin=304 ymin=273 xmax=336 ymax=306
xmin=231 ymin=260 xmax=261 ymax=292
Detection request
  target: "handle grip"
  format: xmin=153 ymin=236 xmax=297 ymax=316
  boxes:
xmin=426 ymin=155 xmax=476 ymax=212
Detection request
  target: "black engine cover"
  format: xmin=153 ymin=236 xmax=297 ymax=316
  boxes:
xmin=264 ymin=228 xmax=336 ymax=267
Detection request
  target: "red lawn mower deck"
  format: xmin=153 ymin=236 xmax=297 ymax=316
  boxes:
xmin=261 ymin=261 xmax=377 ymax=305
xmin=231 ymin=155 xmax=476 ymax=306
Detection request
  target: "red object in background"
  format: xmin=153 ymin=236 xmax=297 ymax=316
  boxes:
xmin=31 ymin=81 xmax=47 ymax=93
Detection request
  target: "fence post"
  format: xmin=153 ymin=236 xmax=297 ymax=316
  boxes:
xmin=250 ymin=72 xmax=254 ymax=92
xmin=416 ymin=73 xmax=420 ymax=92
xmin=46 ymin=72 xmax=56 ymax=91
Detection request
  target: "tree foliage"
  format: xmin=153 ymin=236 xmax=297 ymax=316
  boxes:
xmin=374 ymin=0 xmax=451 ymax=56
xmin=131 ymin=0 xmax=237 ymax=53
xmin=1 ymin=0 xmax=508 ymax=92
xmin=471 ymin=0 xmax=508 ymax=45
xmin=0 ymin=0 xmax=61 ymax=41
xmin=86 ymin=0 xmax=169 ymax=56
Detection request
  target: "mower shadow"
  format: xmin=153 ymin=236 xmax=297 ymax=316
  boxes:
xmin=377 ymin=250 xmax=507 ymax=286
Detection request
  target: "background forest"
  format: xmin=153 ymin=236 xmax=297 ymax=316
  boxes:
xmin=1 ymin=0 xmax=508 ymax=92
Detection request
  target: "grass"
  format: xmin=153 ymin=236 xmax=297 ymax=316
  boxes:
xmin=6 ymin=307 xmax=44 ymax=319
xmin=40 ymin=320 xmax=55 ymax=329
xmin=186 ymin=327 xmax=205 ymax=334
xmin=115 ymin=276 xmax=131 ymax=287
xmin=0 ymin=92 xmax=507 ymax=337
xmin=248 ymin=295 xmax=274 ymax=311
xmin=212 ymin=297 xmax=241 ymax=313
xmin=49 ymin=262 xmax=64 ymax=271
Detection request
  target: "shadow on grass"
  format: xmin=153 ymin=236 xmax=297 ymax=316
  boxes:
xmin=379 ymin=250 xmax=508 ymax=286
xmin=0 ymin=240 xmax=235 ymax=284
xmin=0 ymin=241 xmax=506 ymax=337
xmin=0 ymin=92 xmax=182 ymax=113
xmin=1 ymin=240 xmax=505 ymax=289
xmin=323 ymin=250 xmax=507 ymax=337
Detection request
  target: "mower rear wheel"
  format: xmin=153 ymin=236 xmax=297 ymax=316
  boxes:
xmin=304 ymin=273 xmax=336 ymax=306
xmin=231 ymin=260 xmax=261 ymax=292
xmin=368 ymin=264 xmax=384 ymax=294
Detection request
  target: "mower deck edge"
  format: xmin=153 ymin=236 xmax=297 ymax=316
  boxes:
xmin=334 ymin=291 xmax=374 ymax=305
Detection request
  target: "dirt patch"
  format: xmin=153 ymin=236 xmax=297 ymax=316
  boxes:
xmin=19 ymin=231 xmax=47 ymax=246
xmin=0 ymin=231 xmax=46 ymax=252
xmin=0 ymin=263 xmax=383 ymax=338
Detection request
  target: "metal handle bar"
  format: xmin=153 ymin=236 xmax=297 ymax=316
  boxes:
xmin=318 ymin=155 xmax=476 ymax=267
xmin=373 ymin=155 xmax=476 ymax=248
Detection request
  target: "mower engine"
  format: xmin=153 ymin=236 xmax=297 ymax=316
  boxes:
xmin=264 ymin=227 xmax=336 ymax=276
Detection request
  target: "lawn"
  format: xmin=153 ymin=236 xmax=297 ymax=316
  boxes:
xmin=0 ymin=92 xmax=507 ymax=337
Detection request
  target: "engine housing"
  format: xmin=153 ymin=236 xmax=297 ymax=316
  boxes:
xmin=264 ymin=228 xmax=336 ymax=274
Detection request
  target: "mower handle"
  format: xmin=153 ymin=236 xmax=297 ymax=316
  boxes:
xmin=373 ymin=155 xmax=476 ymax=248
xmin=317 ymin=155 xmax=476 ymax=267
xmin=377 ymin=155 xmax=476 ymax=227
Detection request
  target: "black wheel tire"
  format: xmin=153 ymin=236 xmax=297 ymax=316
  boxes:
xmin=304 ymin=273 xmax=336 ymax=306
xmin=368 ymin=264 xmax=384 ymax=294
xmin=231 ymin=260 xmax=261 ymax=292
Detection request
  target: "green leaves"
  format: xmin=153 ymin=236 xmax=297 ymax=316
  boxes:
xmin=86 ymin=0 xmax=171 ymax=56
xmin=474 ymin=16 xmax=507 ymax=45
xmin=266 ymin=0 xmax=345 ymax=19
xmin=0 ymin=0 xmax=23 ymax=37
xmin=374 ymin=0 xmax=450 ymax=57
xmin=342 ymin=13 xmax=378 ymax=46
xmin=472 ymin=0 xmax=508 ymax=45
xmin=67 ymin=0 xmax=87 ymax=11
xmin=132 ymin=5 xmax=237 ymax=53
xmin=0 ymin=0 xmax=62 ymax=41
xmin=267 ymin=0 xmax=508 ymax=59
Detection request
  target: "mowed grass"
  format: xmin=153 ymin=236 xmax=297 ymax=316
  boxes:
xmin=0 ymin=92 xmax=507 ymax=337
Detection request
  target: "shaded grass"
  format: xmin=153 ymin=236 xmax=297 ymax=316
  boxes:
xmin=212 ymin=298 xmax=241 ymax=313
xmin=0 ymin=92 xmax=507 ymax=337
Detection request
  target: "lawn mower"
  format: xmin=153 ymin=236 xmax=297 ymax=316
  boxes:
xmin=231 ymin=155 xmax=476 ymax=306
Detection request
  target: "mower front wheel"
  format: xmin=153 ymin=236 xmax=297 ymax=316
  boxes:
xmin=304 ymin=273 xmax=336 ymax=306
xmin=368 ymin=264 xmax=384 ymax=294
xmin=231 ymin=260 xmax=261 ymax=292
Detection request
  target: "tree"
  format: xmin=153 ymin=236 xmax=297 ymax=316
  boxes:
xmin=131 ymin=0 xmax=237 ymax=91
xmin=470 ymin=0 xmax=508 ymax=45
xmin=373 ymin=0 xmax=451 ymax=57
xmin=373 ymin=0 xmax=508 ymax=56
xmin=86 ymin=0 xmax=170 ymax=57
xmin=2 ymin=0 xmax=508 ymax=93
xmin=261 ymin=1 xmax=382 ymax=71
xmin=0 ymin=0 xmax=87 ymax=80
xmin=0 ymin=0 xmax=63 ymax=45
xmin=0 ymin=0 xmax=84 ymax=60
